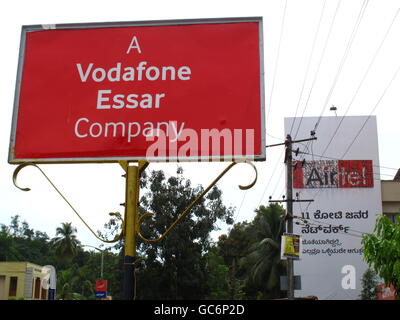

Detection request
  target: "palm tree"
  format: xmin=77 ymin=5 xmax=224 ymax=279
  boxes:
xmin=56 ymin=269 xmax=87 ymax=300
xmin=51 ymin=222 xmax=80 ymax=265
xmin=241 ymin=204 xmax=287 ymax=299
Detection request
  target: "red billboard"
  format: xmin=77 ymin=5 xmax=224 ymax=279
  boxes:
xmin=9 ymin=18 xmax=265 ymax=163
xmin=293 ymin=160 xmax=374 ymax=189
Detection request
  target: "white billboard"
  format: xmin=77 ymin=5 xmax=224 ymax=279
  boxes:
xmin=284 ymin=115 xmax=382 ymax=300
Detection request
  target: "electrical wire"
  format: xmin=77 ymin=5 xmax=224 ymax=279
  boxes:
xmin=295 ymin=0 xmax=368 ymax=157
xmin=233 ymin=169 xmax=257 ymax=223
xmin=313 ymin=0 xmax=370 ymax=134
xmin=320 ymin=8 xmax=400 ymax=157
xmin=265 ymin=0 xmax=288 ymax=139
xmin=296 ymin=149 xmax=399 ymax=171
xmin=294 ymin=219 xmax=364 ymax=239
xmin=341 ymin=62 xmax=400 ymax=159
xmin=255 ymin=149 xmax=286 ymax=214
xmin=293 ymin=0 xmax=342 ymax=140
xmin=235 ymin=1 xmax=288 ymax=224
xmin=294 ymin=215 xmax=365 ymax=235
xmin=289 ymin=0 xmax=327 ymax=136
xmin=296 ymin=56 xmax=400 ymax=214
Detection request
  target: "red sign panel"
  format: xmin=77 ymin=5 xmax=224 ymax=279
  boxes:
xmin=95 ymin=280 xmax=108 ymax=292
xmin=293 ymin=160 xmax=374 ymax=189
xmin=9 ymin=18 xmax=265 ymax=163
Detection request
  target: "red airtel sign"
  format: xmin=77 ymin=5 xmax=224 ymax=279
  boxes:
xmin=9 ymin=18 xmax=265 ymax=163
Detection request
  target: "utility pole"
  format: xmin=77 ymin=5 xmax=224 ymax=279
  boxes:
xmin=285 ymin=134 xmax=294 ymax=300
xmin=268 ymin=134 xmax=315 ymax=300
xmin=82 ymin=245 xmax=108 ymax=279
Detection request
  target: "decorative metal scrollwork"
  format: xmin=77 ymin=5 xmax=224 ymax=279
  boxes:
xmin=137 ymin=160 xmax=258 ymax=243
xmin=12 ymin=162 xmax=124 ymax=243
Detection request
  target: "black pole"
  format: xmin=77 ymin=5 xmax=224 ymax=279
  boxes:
xmin=123 ymin=256 xmax=135 ymax=300
xmin=285 ymin=134 xmax=294 ymax=300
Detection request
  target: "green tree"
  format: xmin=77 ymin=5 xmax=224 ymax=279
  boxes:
xmin=136 ymin=167 xmax=234 ymax=299
xmin=359 ymin=268 xmax=379 ymax=300
xmin=241 ymin=204 xmax=287 ymax=299
xmin=0 ymin=216 xmax=53 ymax=265
xmin=1 ymin=215 xmax=124 ymax=300
xmin=205 ymin=247 xmax=230 ymax=299
xmin=362 ymin=215 xmax=400 ymax=296
xmin=56 ymin=268 xmax=87 ymax=300
xmin=217 ymin=222 xmax=255 ymax=299
xmin=51 ymin=222 xmax=81 ymax=266
xmin=0 ymin=226 xmax=20 ymax=261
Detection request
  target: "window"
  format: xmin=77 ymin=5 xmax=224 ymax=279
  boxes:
xmin=384 ymin=213 xmax=400 ymax=224
xmin=9 ymin=277 xmax=18 ymax=297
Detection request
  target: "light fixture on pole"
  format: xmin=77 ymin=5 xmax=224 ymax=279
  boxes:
xmin=330 ymin=105 xmax=337 ymax=116
xmin=82 ymin=245 xmax=110 ymax=279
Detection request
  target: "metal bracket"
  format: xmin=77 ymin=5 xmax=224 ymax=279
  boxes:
xmin=137 ymin=160 xmax=258 ymax=243
xmin=12 ymin=162 xmax=124 ymax=243
xmin=12 ymin=160 xmax=258 ymax=245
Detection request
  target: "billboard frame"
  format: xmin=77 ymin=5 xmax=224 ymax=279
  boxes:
xmin=8 ymin=17 xmax=265 ymax=164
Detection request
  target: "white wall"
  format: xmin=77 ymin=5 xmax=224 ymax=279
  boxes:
xmin=284 ymin=115 xmax=381 ymax=300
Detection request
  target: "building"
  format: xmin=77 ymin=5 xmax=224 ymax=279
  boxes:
xmin=381 ymin=169 xmax=400 ymax=223
xmin=0 ymin=262 xmax=50 ymax=300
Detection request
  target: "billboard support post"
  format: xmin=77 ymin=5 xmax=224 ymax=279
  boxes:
xmin=121 ymin=160 xmax=148 ymax=300
xmin=122 ymin=163 xmax=139 ymax=300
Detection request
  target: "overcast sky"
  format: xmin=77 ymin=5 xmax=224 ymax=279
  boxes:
xmin=1 ymin=0 xmax=400 ymax=251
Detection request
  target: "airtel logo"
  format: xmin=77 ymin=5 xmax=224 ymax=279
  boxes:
xmin=293 ymin=160 xmax=374 ymax=189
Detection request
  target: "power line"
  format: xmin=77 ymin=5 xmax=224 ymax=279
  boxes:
xmin=294 ymin=220 xmax=364 ymax=239
xmin=341 ymin=62 xmax=400 ymax=159
xmin=257 ymin=149 xmax=285 ymax=208
xmin=290 ymin=160 xmax=396 ymax=184
xmin=293 ymin=0 xmax=342 ymax=140
xmin=233 ymin=169 xmax=257 ymax=223
xmin=293 ymin=215 xmax=365 ymax=235
xmin=297 ymin=51 xmax=400 ymax=214
xmin=313 ymin=0 xmax=370 ymax=134
xmin=296 ymin=150 xmax=399 ymax=172
xmin=266 ymin=132 xmax=285 ymax=142
xmin=289 ymin=0 xmax=327 ymax=135
xmin=240 ymin=1 xmax=288 ymax=223
xmin=265 ymin=0 xmax=288 ymax=138
xmin=320 ymin=7 xmax=400 ymax=157
xmin=296 ymin=0 xmax=368 ymax=157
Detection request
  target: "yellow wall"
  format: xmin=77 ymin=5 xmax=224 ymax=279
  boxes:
xmin=0 ymin=262 xmax=48 ymax=300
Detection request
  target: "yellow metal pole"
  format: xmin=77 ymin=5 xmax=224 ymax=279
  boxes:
xmin=123 ymin=164 xmax=139 ymax=299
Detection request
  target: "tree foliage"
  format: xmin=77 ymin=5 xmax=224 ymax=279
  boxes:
xmin=0 ymin=216 xmax=122 ymax=299
xmin=362 ymin=215 xmax=400 ymax=295
xmin=0 ymin=215 xmax=53 ymax=266
xmin=241 ymin=204 xmax=287 ymax=299
xmin=51 ymin=222 xmax=81 ymax=266
xmin=216 ymin=203 xmax=287 ymax=299
xmin=359 ymin=268 xmax=379 ymax=300
xmin=136 ymin=167 xmax=234 ymax=299
xmin=1 ymin=168 xmax=290 ymax=300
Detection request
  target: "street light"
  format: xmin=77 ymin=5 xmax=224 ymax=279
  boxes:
xmin=82 ymin=245 xmax=110 ymax=279
xmin=330 ymin=105 xmax=337 ymax=116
